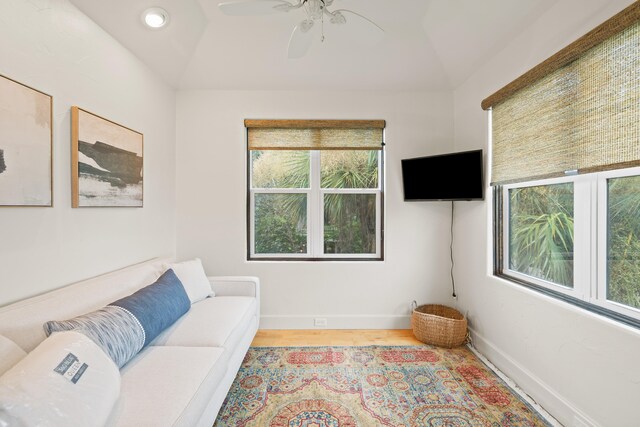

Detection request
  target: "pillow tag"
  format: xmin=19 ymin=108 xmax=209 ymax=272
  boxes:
xmin=54 ymin=353 xmax=88 ymax=384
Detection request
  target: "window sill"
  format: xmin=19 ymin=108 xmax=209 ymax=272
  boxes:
xmin=247 ymin=257 xmax=384 ymax=262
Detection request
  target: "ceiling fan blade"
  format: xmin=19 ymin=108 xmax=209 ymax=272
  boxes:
xmin=218 ymin=0 xmax=296 ymax=16
xmin=287 ymin=20 xmax=315 ymax=59
xmin=332 ymin=9 xmax=385 ymax=43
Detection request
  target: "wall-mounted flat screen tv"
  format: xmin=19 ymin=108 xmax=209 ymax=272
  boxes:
xmin=401 ymin=149 xmax=484 ymax=201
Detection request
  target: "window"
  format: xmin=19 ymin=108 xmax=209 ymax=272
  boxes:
xmin=498 ymin=169 xmax=640 ymax=323
xmin=246 ymin=120 xmax=384 ymax=260
xmin=505 ymin=180 xmax=575 ymax=291
xmin=599 ymin=170 xmax=640 ymax=315
xmin=484 ymin=3 xmax=640 ymax=326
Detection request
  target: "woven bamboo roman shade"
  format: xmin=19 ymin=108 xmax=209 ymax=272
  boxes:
xmin=245 ymin=119 xmax=385 ymax=150
xmin=483 ymin=2 xmax=640 ymax=185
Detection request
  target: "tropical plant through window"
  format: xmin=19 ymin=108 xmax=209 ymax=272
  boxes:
xmin=607 ymin=175 xmax=640 ymax=309
xmin=322 ymin=151 xmax=378 ymax=254
xmin=508 ymin=183 xmax=574 ymax=288
xmin=251 ymin=150 xmax=380 ymax=257
xmin=254 ymin=193 xmax=307 ymax=254
xmin=252 ymin=151 xmax=309 ymax=254
xmin=505 ymin=174 xmax=640 ymax=313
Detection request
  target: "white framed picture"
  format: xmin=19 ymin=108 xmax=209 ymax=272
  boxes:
xmin=0 ymin=74 xmax=53 ymax=207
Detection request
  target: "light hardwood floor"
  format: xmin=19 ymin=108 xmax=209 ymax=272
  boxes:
xmin=251 ymin=329 xmax=424 ymax=347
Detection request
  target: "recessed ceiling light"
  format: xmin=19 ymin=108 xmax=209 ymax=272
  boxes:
xmin=142 ymin=7 xmax=169 ymax=29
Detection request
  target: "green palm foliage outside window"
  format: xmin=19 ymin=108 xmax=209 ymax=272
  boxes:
xmin=508 ymin=183 xmax=574 ymax=288
xmin=607 ymin=176 xmax=640 ymax=309
xmin=252 ymin=150 xmax=379 ymax=256
xmin=252 ymin=151 xmax=309 ymax=254
xmin=322 ymin=151 xmax=378 ymax=254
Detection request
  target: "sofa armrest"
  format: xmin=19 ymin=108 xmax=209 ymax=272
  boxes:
xmin=207 ymin=276 xmax=260 ymax=299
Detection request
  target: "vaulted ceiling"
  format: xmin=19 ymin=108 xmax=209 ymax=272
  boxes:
xmin=69 ymin=0 xmax=567 ymax=90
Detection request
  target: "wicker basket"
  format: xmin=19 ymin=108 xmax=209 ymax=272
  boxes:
xmin=411 ymin=303 xmax=467 ymax=348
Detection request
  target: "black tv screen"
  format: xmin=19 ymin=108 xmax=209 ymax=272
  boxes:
xmin=401 ymin=149 xmax=484 ymax=201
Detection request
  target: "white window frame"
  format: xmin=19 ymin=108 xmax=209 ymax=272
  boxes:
xmin=502 ymin=175 xmax=590 ymax=300
xmin=249 ymin=188 xmax=311 ymax=259
xmin=249 ymin=150 xmax=383 ymax=260
xmin=498 ymin=167 xmax=640 ymax=323
xmin=594 ymin=167 xmax=640 ymax=319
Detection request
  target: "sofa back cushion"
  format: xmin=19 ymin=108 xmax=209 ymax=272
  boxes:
xmin=163 ymin=258 xmax=214 ymax=303
xmin=0 ymin=258 xmax=168 ymax=352
xmin=0 ymin=335 xmax=26 ymax=376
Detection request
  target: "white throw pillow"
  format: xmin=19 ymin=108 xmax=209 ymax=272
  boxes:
xmin=0 ymin=335 xmax=26 ymax=376
xmin=164 ymin=258 xmax=214 ymax=303
xmin=0 ymin=331 xmax=120 ymax=427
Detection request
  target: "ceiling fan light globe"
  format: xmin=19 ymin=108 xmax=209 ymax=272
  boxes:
xmin=300 ymin=19 xmax=314 ymax=33
xmin=330 ymin=11 xmax=346 ymax=25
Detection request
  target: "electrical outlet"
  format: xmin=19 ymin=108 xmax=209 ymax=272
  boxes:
xmin=314 ymin=318 xmax=327 ymax=328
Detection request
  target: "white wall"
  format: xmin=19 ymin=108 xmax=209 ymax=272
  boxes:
xmin=453 ymin=1 xmax=640 ymax=426
xmin=176 ymin=90 xmax=455 ymax=328
xmin=9 ymin=1 xmax=638 ymax=423
xmin=0 ymin=0 xmax=176 ymax=305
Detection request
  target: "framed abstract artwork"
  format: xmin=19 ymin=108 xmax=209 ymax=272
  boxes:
xmin=0 ymin=74 xmax=53 ymax=206
xmin=71 ymin=107 xmax=143 ymax=207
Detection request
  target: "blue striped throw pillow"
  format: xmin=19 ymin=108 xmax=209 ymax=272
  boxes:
xmin=44 ymin=269 xmax=190 ymax=368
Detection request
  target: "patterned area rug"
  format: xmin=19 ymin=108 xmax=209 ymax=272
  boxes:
xmin=214 ymin=345 xmax=551 ymax=427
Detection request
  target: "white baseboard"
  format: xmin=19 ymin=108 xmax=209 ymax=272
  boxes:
xmin=260 ymin=314 xmax=411 ymax=330
xmin=469 ymin=328 xmax=599 ymax=427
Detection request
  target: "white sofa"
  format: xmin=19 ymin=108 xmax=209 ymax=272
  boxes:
xmin=0 ymin=257 xmax=260 ymax=426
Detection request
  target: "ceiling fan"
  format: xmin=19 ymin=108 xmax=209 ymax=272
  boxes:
xmin=218 ymin=0 xmax=384 ymax=59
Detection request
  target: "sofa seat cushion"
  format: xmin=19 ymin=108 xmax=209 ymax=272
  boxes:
xmin=106 ymin=346 xmax=226 ymax=427
xmin=152 ymin=297 xmax=257 ymax=349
